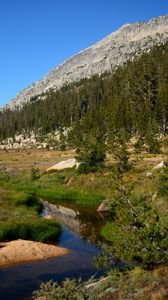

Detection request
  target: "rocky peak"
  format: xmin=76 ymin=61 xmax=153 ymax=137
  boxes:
xmin=5 ymin=14 xmax=168 ymax=110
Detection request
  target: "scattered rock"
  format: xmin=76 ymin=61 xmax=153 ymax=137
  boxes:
xmin=152 ymin=192 xmax=157 ymax=201
xmin=153 ymin=161 xmax=165 ymax=169
xmin=4 ymin=167 xmax=15 ymax=174
xmin=47 ymin=158 xmax=76 ymax=171
xmin=97 ymin=201 xmax=109 ymax=212
xmin=146 ymin=172 xmax=152 ymax=177
xmin=43 ymin=214 xmax=55 ymax=220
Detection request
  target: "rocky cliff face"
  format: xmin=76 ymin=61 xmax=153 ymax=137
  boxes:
xmin=5 ymin=14 xmax=168 ymax=110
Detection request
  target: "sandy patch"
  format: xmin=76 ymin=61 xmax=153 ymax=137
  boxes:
xmin=0 ymin=239 xmax=69 ymax=267
xmin=43 ymin=214 xmax=55 ymax=220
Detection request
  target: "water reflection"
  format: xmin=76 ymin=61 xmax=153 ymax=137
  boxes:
xmin=0 ymin=200 xmax=111 ymax=300
xmin=41 ymin=200 xmax=109 ymax=246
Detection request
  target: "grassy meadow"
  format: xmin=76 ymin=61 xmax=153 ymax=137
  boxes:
xmin=0 ymin=148 xmax=168 ymax=299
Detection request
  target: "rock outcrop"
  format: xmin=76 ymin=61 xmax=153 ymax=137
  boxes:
xmin=47 ymin=158 xmax=77 ymax=171
xmin=5 ymin=14 xmax=168 ymax=110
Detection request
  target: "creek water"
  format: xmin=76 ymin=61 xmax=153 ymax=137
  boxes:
xmin=0 ymin=200 xmax=114 ymax=300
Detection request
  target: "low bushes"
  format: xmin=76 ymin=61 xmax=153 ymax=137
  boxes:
xmin=33 ymin=278 xmax=87 ymax=300
xmin=158 ymin=161 xmax=168 ymax=197
xmin=101 ymin=188 xmax=168 ymax=269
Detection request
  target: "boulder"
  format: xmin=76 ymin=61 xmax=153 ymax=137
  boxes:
xmin=47 ymin=158 xmax=76 ymax=171
xmin=153 ymin=161 xmax=165 ymax=169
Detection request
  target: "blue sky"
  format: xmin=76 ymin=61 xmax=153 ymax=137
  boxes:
xmin=0 ymin=0 xmax=167 ymax=107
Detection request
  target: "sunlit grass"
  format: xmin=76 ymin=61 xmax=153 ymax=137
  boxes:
xmin=0 ymin=188 xmax=61 ymax=243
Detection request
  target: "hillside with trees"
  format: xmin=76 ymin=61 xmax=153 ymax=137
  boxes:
xmin=0 ymin=43 xmax=168 ymax=299
xmin=0 ymin=43 xmax=168 ymax=154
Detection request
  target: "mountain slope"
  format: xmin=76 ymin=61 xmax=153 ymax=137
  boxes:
xmin=1 ymin=42 xmax=168 ymax=150
xmin=6 ymin=14 xmax=168 ymax=110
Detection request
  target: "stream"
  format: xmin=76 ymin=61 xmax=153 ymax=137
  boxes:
xmin=0 ymin=200 xmax=116 ymax=300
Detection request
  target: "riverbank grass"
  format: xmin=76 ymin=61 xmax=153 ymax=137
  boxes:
xmin=0 ymin=188 xmax=61 ymax=243
xmin=0 ymin=181 xmax=104 ymax=207
xmin=0 ymin=218 xmax=61 ymax=243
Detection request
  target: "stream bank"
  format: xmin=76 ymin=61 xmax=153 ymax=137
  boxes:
xmin=0 ymin=199 xmax=114 ymax=300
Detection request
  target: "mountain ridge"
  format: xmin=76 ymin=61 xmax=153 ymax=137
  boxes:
xmin=5 ymin=14 xmax=168 ymax=110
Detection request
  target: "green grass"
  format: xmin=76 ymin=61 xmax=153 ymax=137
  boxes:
xmin=0 ymin=181 xmax=104 ymax=206
xmin=16 ymin=192 xmax=43 ymax=213
xmin=37 ymin=188 xmax=104 ymax=206
xmin=0 ymin=188 xmax=61 ymax=243
xmin=101 ymin=222 xmax=114 ymax=242
xmin=1 ymin=150 xmax=168 ymax=299
xmin=0 ymin=218 xmax=61 ymax=243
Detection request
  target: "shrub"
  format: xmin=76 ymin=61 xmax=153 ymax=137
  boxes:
xmin=31 ymin=167 xmax=40 ymax=180
xmin=77 ymin=134 xmax=106 ymax=174
xmin=33 ymin=278 xmax=87 ymax=300
xmin=101 ymin=189 xmax=168 ymax=269
xmin=158 ymin=161 xmax=168 ymax=197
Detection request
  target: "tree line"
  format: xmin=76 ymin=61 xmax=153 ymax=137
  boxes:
xmin=0 ymin=42 xmax=168 ymax=153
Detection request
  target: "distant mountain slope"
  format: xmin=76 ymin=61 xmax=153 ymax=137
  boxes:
xmin=5 ymin=14 xmax=168 ymax=110
xmin=1 ymin=42 xmax=168 ymax=149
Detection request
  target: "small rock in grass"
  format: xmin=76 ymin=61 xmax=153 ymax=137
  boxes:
xmin=97 ymin=201 xmax=109 ymax=212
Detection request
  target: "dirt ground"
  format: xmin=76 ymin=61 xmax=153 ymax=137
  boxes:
xmin=0 ymin=149 xmax=75 ymax=171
